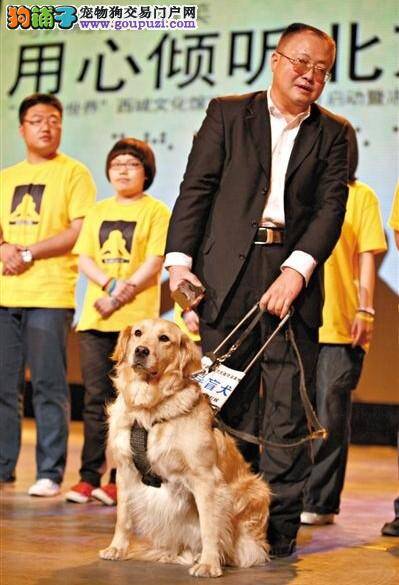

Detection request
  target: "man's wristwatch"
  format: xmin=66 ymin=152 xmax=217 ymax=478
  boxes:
xmin=20 ymin=248 xmax=33 ymax=263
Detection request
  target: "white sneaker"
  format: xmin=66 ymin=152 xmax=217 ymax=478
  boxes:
xmin=300 ymin=511 xmax=335 ymax=525
xmin=28 ymin=478 xmax=61 ymax=497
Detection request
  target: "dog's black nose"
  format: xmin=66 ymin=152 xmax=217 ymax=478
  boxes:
xmin=135 ymin=346 xmax=150 ymax=358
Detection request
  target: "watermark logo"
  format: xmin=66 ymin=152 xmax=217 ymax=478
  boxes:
xmin=6 ymin=5 xmax=198 ymax=32
xmin=7 ymin=5 xmax=78 ymax=30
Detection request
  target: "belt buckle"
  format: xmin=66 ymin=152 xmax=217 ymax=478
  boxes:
xmin=266 ymin=228 xmax=274 ymax=244
xmin=254 ymin=227 xmax=274 ymax=245
xmin=254 ymin=226 xmax=267 ymax=245
xmin=254 ymin=226 xmax=283 ymax=245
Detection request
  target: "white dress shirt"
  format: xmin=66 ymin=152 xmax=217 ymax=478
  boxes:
xmin=165 ymin=89 xmax=317 ymax=284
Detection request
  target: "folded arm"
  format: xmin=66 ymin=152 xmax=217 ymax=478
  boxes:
xmin=1 ymin=218 xmax=84 ymax=275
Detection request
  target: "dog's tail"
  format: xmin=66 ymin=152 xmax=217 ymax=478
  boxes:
xmin=126 ymin=540 xmax=196 ymax=566
xmin=232 ymin=533 xmax=270 ymax=567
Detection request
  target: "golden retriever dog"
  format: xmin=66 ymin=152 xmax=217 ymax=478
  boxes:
xmin=100 ymin=318 xmax=270 ymax=578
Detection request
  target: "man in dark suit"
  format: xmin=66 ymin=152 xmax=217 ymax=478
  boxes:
xmin=165 ymin=23 xmax=348 ymax=557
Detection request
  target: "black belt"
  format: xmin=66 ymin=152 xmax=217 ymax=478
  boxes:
xmin=254 ymin=227 xmax=284 ymax=245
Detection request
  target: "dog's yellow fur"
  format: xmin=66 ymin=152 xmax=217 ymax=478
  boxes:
xmin=100 ymin=318 xmax=270 ymax=578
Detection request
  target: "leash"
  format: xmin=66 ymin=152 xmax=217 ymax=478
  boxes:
xmin=199 ymin=304 xmax=327 ymax=450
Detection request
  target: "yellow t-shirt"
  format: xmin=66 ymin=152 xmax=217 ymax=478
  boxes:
xmin=320 ymin=181 xmax=387 ymax=348
xmin=0 ymin=153 xmax=96 ymax=308
xmin=388 ymin=183 xmax=399 ymax=231
xmin=75 ymin=194 xmax=170 ymax=332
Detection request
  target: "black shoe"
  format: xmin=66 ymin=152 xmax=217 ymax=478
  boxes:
xmin=381 ymin=518 xmax=399 ymax=536
xmin=0 ymin=474 xmax=16 ymax=484
xmin=269 ymin=538 xmax=296 ymax=558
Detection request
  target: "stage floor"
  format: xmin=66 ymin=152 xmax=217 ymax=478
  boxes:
xmin=2 ymin=420 xmax=398 ymax=585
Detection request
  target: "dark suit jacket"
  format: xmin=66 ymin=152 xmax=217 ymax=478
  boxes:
xmin=166 ymin=91 xmax=348 ymax=328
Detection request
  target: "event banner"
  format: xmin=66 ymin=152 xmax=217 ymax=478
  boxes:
xmin=1 ymin=0 xmax=398 ymax=298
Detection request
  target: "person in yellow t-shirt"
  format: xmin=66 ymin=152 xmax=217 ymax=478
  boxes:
xmin=301 ymin=123 xmax=387 ymax=526
xmin=380 ymin=185 xmax=399 ymax=538
xmin=65 ymin=138 xmax=170 ymax=506
xmin=388 ymin=184 xmax=399 ymax=249
xmin=0 ymin=93 xmax=96 ymax=496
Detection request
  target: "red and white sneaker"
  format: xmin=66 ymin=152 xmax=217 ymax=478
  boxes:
xmin=92 ymin=483 xmax=117 ymax=506
xmin=65 ymin=481 xmax=95 ymax=503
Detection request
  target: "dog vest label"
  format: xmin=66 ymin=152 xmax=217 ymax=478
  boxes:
xmin=192 ymin=356 xmax=246 ymax=411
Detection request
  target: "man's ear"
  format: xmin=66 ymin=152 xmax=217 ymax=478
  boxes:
xmin=270 ymin=51 xmax=278 ymax=72
xmin=112 ymin=326 xmax=132 ymax=364
xmin=179 ymin=333 xmax=201 ymax=377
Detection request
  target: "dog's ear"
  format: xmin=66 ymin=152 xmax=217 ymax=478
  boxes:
xmin=179 ymin=333 xmax=201 ymax=377
xmin=112 ymin=326 xmax=132 ymax=364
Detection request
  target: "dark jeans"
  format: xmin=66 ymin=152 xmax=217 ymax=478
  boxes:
xmin=78 ymin=330 xmax=119 ymax=487
xmin=303 ymin=343 xmax=365 ymax=514
xmin=0 ymin=307 xmax=73 ymax=483
xmin=199 ymin=244 xmax=319 ymax=544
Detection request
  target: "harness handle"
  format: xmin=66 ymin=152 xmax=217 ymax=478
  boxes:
xmin=243 ymin=311 xmax=290 ymax=373
xmin=212 ymin=303 xmax=261 ymax=358
xmin=217 ymin=317 xmax=327 ymax=451
xmin=201 ymin=305 xmax=327 ymax=451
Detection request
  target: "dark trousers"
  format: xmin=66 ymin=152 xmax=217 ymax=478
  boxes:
xmin=199 ymin=244 xmax=319 ymax=544
xmin=0 ymin=307 xmax=73 ymax=483
xmin=78 ymin=330 xmax=119 ymax=487
xmin=303 ymin=344 xmax=364 ymax=514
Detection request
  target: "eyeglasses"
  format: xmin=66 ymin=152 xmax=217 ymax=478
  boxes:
xmin=275 ymin=51 xmax=331 ymax=83
xmin=109 ymin=161 xmax=143 ymax=171
xmin=23 ymin=116 xmax=62 ymax=128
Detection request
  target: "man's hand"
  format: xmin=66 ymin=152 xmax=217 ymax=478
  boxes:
xmin=94 ymin=296 xmax=120 ymax=318
xmin=112 ymin=280 xmax=136 ymax=305
xmin=260 ymin=268 xmax=304 ymax=318
xmin=168 ymin=265 xmax=204 ymax=308
xmin=351 ymin=315 xmax=373 ymax=347
xmin=1 ymin=243 xmax=30 ymax=275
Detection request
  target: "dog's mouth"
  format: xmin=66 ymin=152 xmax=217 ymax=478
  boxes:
xmin=132 ymin=361 xmax=158 ymax=378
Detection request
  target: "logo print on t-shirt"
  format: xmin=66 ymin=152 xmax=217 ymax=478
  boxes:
xmin=9 ymin=184 xmax=45 ymax=225
xmin=99 ymin=220 xmax=136 ymax=264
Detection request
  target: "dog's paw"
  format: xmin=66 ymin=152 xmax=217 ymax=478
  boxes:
xmin=99 ymin=546 xmax=128 ymax=561
xmin=189 ymin=562 xmax=222 ymax=578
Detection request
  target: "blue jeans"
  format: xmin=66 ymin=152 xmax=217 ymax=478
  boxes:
xmin=0 ymin=307 xmax=73 ymax=483
xmin=303 ymin=344 xmax=365 ymax=515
